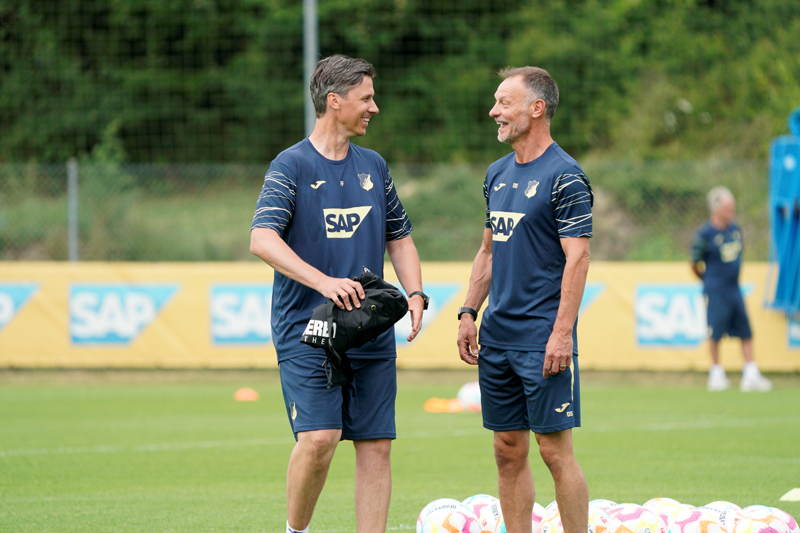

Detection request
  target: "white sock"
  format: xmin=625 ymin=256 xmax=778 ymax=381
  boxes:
xmin=743 ymin=361 xmax=760 ymax=379
xmin=287 ymin=521 xmax=309 ymax=533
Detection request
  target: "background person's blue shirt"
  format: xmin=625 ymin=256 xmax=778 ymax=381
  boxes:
xmin=691 ymin=221 xmax=743 ymax=292
xmin=478 ymin=143 xmax=593 ymax=354
xmin=252 ymin=138 xmax=412 ymax=362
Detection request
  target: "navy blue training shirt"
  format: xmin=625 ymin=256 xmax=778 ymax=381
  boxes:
xmin=479 ymin=143 xmax=593 ymax=353
xmin=691 ymin=221 xmax=743 ymax=292
xmin=251 ymin=138 xmax=412 ymax=362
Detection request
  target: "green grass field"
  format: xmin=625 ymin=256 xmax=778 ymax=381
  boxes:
xmin=1 ymin=370 xmax=798 ymax=532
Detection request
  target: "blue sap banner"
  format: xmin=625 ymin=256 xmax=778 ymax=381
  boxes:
xmin=0 ymin=283 xmax=38 ymax=334
xmin=210 ymin=284 xmax=272 ymax=346
xmin=636 ymin=283 xmax=754 ymax=347
xmin=789 ymin=317 xmax=800 ymax=348
xmin=70 ymin=284 xmax=179 ymax=345
xmin=395 ymin=283 xmax=460 ymax=345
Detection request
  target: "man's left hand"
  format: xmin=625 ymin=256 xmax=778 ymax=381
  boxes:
xmin=405 ymin=295 xmax=424 ymax=342
xmin=544 ymin=330 xmax=573 ymax=378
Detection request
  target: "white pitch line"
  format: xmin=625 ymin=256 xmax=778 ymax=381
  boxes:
xmin=780 ymin=488 xmax=800 ymax=501
xmin=3 ymin=415 xmax=799 ymax=459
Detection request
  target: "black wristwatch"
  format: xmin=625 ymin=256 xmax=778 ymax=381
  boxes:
xmin=409 ymin=291 xmax=430 ymax=310
xmin=458 ymin=306 xmax=478 ymax=320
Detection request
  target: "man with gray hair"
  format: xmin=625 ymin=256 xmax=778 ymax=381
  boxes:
xmin=691 ymin=186 xmax=772 ymax=392
xmin=457 ymin=66 xmax=592 ymax=533
xmin=250 ymin=55 xmax=427 ymax=533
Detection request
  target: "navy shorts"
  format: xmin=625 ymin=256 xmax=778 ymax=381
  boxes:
xmin=478 ymin=346 xmax=580 ymax=434
xmin=279 ymin=352 xmax=397 ymax=441
xmin=706 ymin=289 xmax=752 ymax=340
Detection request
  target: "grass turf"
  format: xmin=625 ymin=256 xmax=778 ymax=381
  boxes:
xmin=1 ymin=369 xmax=798 ymax=532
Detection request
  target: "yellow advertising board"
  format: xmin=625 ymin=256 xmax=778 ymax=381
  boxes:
xmin=0 ymin=262 xmax=797 ymax=371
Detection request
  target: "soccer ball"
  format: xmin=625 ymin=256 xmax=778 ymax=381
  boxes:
xmin=733 ymin=518 xmax=787 ymax=533
xmin=463 ymin=494 xmax=498 ymax=526
xmin=740 ymin=507 xmax=790 ymax=533
xmin=533 ymin=502 xmax=547 ymax=533
xmin=610 ymin=503 xmax=668 ymax=533
xmin=590 ymin=504 xmax=619 ymax=533
xmin=697 ymin=504 xmax=743 ymax=533
xmin=766 ymin=507 xmax=799 ymax=533
xmin=645 ymin=499 xmax=682 ymax=516
xmin=422 ymin=508 xmax=482 ymax=533
xmin=418 ymin=499 xmax=471 ymax=533
xmin=479 ymin=498 xmax=507 ymax=533
xmin=457 ymin=381 xmax=482 ymax=412
xmin=591 ymin=500 xmax=620 ymax=513
xmin=668 ymin=507 xmax=726 ymax=533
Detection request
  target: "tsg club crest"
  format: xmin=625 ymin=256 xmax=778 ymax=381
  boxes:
xmin=358 ymin=173 xmax=373 ymax=191
xmin=525 ymin=180 xmax=539 ymax=198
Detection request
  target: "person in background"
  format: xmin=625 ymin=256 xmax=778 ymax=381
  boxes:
xmin=250 ymin=54 xmax=428 ymax=533
xmin=691 ymin=185 xmax=773 ymax=392
xmin=457 ymin=66 xmax=592 ymax=533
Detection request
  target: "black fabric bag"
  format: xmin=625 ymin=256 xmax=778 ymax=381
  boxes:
xmin=300 ymin=267 xmax=409 ymax=388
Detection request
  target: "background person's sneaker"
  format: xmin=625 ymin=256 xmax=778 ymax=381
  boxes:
xmin=740 ymin=374 xmax=773 ymax=392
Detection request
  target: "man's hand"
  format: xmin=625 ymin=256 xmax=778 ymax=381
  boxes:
xmin=405 ymin=295 xmax=424 ymax=342
xmin=457 ymin=316 xmax=480 ymax=365
xmin=543 ymin=329 xmax=573 ymax=377
xmin=317 ymin=276 xmax=365 ymax=310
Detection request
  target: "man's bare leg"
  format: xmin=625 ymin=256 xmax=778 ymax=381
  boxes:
xmin=494 ymin=430 xmax=534 ymax=533
xmin=287 ymin=429 xmax=341 ymax=531
xmin=353 ymin=438 xmax=392 ymax=533
xmin=535 ymin=430 xmax=588 ymax=533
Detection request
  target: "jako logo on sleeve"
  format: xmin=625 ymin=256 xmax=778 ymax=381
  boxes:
xmin=490 ymin=211 xmax=525 ymax=242
xmin=70 ymin=284 xmax=179 ymax=344
xmin=210 ymin=284 xmax=272 ymax=345
xmin=636 ymin=284 xmax=706 ymax=347
xmin=395 ymin=283 xmax=460 ymax=345
xmin=0 ymin=283 xmax=38 ymax=333
xmin=323 ymin=206 xmax=372 ymax=238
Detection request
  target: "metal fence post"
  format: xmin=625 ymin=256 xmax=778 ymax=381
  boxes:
xmin=67 ymin=158 xmax=79 ymax=261
xmin=303 ymin=0 xmax=318 ymax=137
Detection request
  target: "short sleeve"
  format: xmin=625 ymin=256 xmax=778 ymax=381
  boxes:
xmin=551 ymin=172 xmax=593 ymax=238
xmin=385 ymin=171 xmax=413 ymax=241
xmin=483 ymin=180 xmax=491 ymax=229
xmin=251 ymin=163 xmax=297 ymax=237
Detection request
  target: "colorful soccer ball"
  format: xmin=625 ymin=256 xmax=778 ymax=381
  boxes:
xmin=457 ymin=381 xmax=482 ymax=412
xmin=590 ymin=504 xmax=620 ymax=533
xmin=479 ymin=499 xmax=507 ymax=533
xmin=422 ymin=508 xmax=482 ymax=533
xmin=697 ymin=505 xmax=743 ymax=533
xmin=767 ymin=507 xmax=799 ymax=533
xmin=533 ymin=502 xmax=547 ymax=533
xmin=668 ymin=507 xmax=727 ymax=533
xmin=418 ymin=499 xmax=471 ymax=533
xmin=733 ymin=518 xmax=787 ymax=533
xmin=610 ymin=503 xmax=668 ymax=533
xmin=592 ymin=500 xmax=620 ymax=513
xmin=645 ymin=499 xmax=682 ymax=516
xmin=463 ymin=494 xmax=498 ymax=526
xmin=739 ymin=508 xmax=790 ymax=533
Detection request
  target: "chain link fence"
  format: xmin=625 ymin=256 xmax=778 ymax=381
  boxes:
xmin=0 ymin=159 xmax=771 ymax=262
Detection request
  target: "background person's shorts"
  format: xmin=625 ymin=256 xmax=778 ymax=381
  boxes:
xmin=478 ymin=346 xmax=580 ymax=434
xmin=279 ymin=352 xmax=397 ymax=441
xmin=706 ymin=289 xmax=752 ymax=340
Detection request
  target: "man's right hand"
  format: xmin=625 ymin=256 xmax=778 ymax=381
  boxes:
xmin=457 ymin=317 xmax=479 ymax=365
xmin=317 ymin=276 xmax=365 ymax=311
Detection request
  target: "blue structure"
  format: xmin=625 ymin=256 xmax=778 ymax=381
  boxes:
xmin=768 ymin=106 xmax=800 ymax=315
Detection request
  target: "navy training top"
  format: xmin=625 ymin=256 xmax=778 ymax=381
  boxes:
xmin=691 ymin=221 xmax=743 ymax=292
xmin=251 ymin=138 xmax=412 ymax=362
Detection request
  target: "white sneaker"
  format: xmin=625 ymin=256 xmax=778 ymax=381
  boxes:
xmin=740 ymin=374 xmax=773 ymax=392
xmin=707 ymin=373 xmax=731 ymax=392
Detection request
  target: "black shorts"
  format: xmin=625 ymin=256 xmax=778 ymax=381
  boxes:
xmin=705 ymin=288 xmax=752 ymax=340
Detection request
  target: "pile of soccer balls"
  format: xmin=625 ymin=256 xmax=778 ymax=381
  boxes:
xmin=416 ymin=494 xmax=799 ymax=533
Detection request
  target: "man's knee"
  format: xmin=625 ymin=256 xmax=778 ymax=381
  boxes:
xmin=535 ymin=431 xmax=573 ymax=472
xmin=298 ymin=429 xmax=341 ymax=458
xmin=493 ymin=431 xmax=529 ymax=468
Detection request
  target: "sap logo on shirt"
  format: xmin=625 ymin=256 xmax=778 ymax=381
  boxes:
xmin=211 ymin=285 xmax=272 ymax=345
xmin=0 ymin=283 xmax=38 ymax=333
xmin=789 ymin=318 xmax=800 ymax=348
xmin=70 ymin=284 xmax=178 ymax=345
xmin=395 ymin=283 xmax=460 ymax=345
xmin=490 ymin=211 xmax=525 ymax=242
xmin=636 ymin=284 xmax=706 ymax=347
xmin=323 ymin=206 xmax=372 ymax=238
